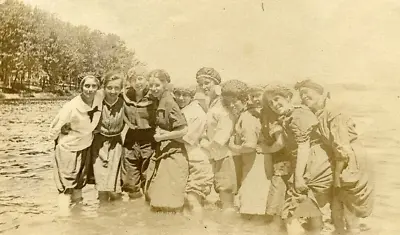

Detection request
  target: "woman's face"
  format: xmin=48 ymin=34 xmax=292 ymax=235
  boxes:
xmin=197 ymin=77 xmax=217 ymax=97
xmin=174 ymin=91 xmax=192 ymax=109
xmin=149 ymin=77 xmax=167 ymax=99
xmin=82 ymin=77 xmax=99 ymax=101
xmin=131 ymin=75 xmax=148 ymax=92
xmin=298 ymin=87 xmax=323 ymax=110
xmin=267 ymin=94 xmax=292 ymax=115
xmin=222 ymin=95 xmax=245 ymax=116
xmin=248 ymin=91 xmax=263 ymax=108
xmin=104 ymin=78 xmax=122 ymax=101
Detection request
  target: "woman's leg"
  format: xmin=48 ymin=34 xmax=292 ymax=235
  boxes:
xmin=186 ymin=192 xmax=204 ymax=221
xmin=213 ymin=157 xmax=237 ymax=213
xmin=71 ymin=189 xmax=83 ymax=203
xmin=344 ymin=205 xmax=361 ymax=235
xmin=54 ymin=146 xmax=88 ymax=215
xmin=331 ymin=196 xmax=346 ymax=234
xmin=121 ymin=145 xmax=143 ymax=199
xmin=58 ymin=190 xmax=72 ymax=216
xmin=109 ymin=192 xmax=123 ymax=201
xmin=232 ymin=155 xmax=243 ymax=191
xmin=138 ymin=143 xmax=155 ymax=194
xmin=185 ymin=156 xmax=213 ymax=222
xmin=266 ymin=175 xmax=288 ymax=233
xmin=98 ymin=191 xmax=110 ymax=203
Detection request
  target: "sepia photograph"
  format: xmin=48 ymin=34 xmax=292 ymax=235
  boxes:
xmin=0 ymin=0 xmax=399 ymax=234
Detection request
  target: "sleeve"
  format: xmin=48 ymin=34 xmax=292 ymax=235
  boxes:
xmin=168 ymin=102 xmax=187 ymax=130
xmin=241 ymin=114 xmax=261 ymax=149
xmin=182 ymin=115 xmax=207 ymax=146
xmin=329 ymin=114 xmax=354 ymax=162
xmin=48 ymin=102 xmax=72 ymax=140
xmin=289 ymin=109 xmax=318 ymax=144
xmin=212 ymin=110 xmax=234 ymax=146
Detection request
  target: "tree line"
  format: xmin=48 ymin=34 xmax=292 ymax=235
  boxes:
xmin=0 ymin=0 xmax=141 ymax=94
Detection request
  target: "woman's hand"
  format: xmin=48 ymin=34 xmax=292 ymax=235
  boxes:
xmin=294 ymin=177 xmax=308 ymax=193
xmin=155 ymin=127 xmax=168 ymax=135
xmin=229 ymin=136 xmax=241 ymax=154
xmin=61 ymin=123 xmax=72 ymax=135
xmin=154 ymin=133 xmax=163 ymax=142
xmin=154 ymin=127 xmax=164 ymax=142
xmin=333 ymin=174 xmax=342 ymax=188
xmin=256 ymin=143 xmax=268 ymax=154
xmin=200 ymin=139 xmax=211 ymax=150
xmin=228 ymin=136 xmax=235 ymax=148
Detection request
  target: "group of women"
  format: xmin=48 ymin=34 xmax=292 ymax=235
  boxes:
xmin=49 ymin=66 xmax=374 ymax=235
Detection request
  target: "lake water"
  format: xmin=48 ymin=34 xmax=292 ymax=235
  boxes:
xmin=1 ymin=87 xmax=399 ymax=234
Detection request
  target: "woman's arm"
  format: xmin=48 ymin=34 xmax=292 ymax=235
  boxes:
xmin=330 ymin=114 xmax=354 ymax=188
xmin=289 ymin=109 xmax=318 ymax=193
xmin=258 ymin=132 xmax=284 ymax=154
xmin=229 ymin=113 xmax=260 ymax=154
xmin=154 ymin=125 xmax=188 ymax=142
xmin=49 ymin=102 xmax=72 ymax=140
xmin=229 ymin=136 xmax=255 ymax=154
xmin=294 ymin=140 xmax=310 ymax=192
xmin=181 ymin=115 xmax=207 ymax=146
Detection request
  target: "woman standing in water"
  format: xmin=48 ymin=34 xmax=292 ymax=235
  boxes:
xmin=50 ymin=75 xmax=103 ymax=216
xmin=91 ymin=72 xmax=125 ymax=203
xmin=121 ymin=66 xmax=157 ymax=200
xmin=263 ymin=85 xmax=333 ymax=235
xmin=222 ymin=80 xmax=270 ymax=220
xmin=146 ymin=69 xmax=189 ymax=212
xmin=197 ymin=67 xmax=236 ymax=214
xmin=294 ymin=80 xmax=374 ymax=235
xmin=173 ymin=86 xmax=213 ymax=221
xmin=259 ymin=92 xmax=290 ymax=232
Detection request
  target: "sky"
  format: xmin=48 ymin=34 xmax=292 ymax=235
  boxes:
xmin=21 ymin=0 xmax=400 ymax=87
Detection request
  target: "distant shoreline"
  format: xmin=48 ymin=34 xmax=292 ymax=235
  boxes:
xmin=0 ymin=96 xmax=73 ymax=104
xmin=0 ymin=90 xmax=76 ymax=103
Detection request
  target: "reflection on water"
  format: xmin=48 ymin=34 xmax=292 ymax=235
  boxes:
xmin=1 ymin=88 xmax=400 ymax=234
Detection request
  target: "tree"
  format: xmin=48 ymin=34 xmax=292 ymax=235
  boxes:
xmin=0 ymin=0 xmax=142 ymax=93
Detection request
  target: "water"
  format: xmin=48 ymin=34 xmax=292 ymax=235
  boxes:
xmin=0 ymin=87 xmax=400 ymax=234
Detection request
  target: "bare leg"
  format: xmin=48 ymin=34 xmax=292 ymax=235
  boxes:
xmin=57 ymin=192 xmax=72 ymax=217
xmin=186 ymin=192 xmax=204 ymax=223
xmin=344 ymin=205 xmax=361 ymax=235
xmin=71 ymin=189 xmax=83 ymax=203
xmin=219 ymin=191 xmax=235 ymax=213
xmin=98 ymin=191 xmax=110 ymax=204
xmin=331 ymin=197 xmax=346 ymax=234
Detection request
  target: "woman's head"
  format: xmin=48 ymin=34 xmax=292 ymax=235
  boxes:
xmin=102 ymin=72 xmax=124 ymax=101
xmin=80 ymin=75 xmax=100 ymax=101
xmin=221 ymin=79 xmax=248 ymax=116
xmin=294 ymin=79 xmax=326 ymax=111
xmin=148 ymin=69 xmax=171 ymax=99
xmin=127 ymin=65 xmax=148 ymax=92
xmin=262 ymin=85 xmax=293 ymax=115
xmin=196 ymin=67 xmax=222 ymax=99
xmin=247 ymin=86 xmax=264 ymax=108
xmin=173 ymin=86 xmax=195 ymax=109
